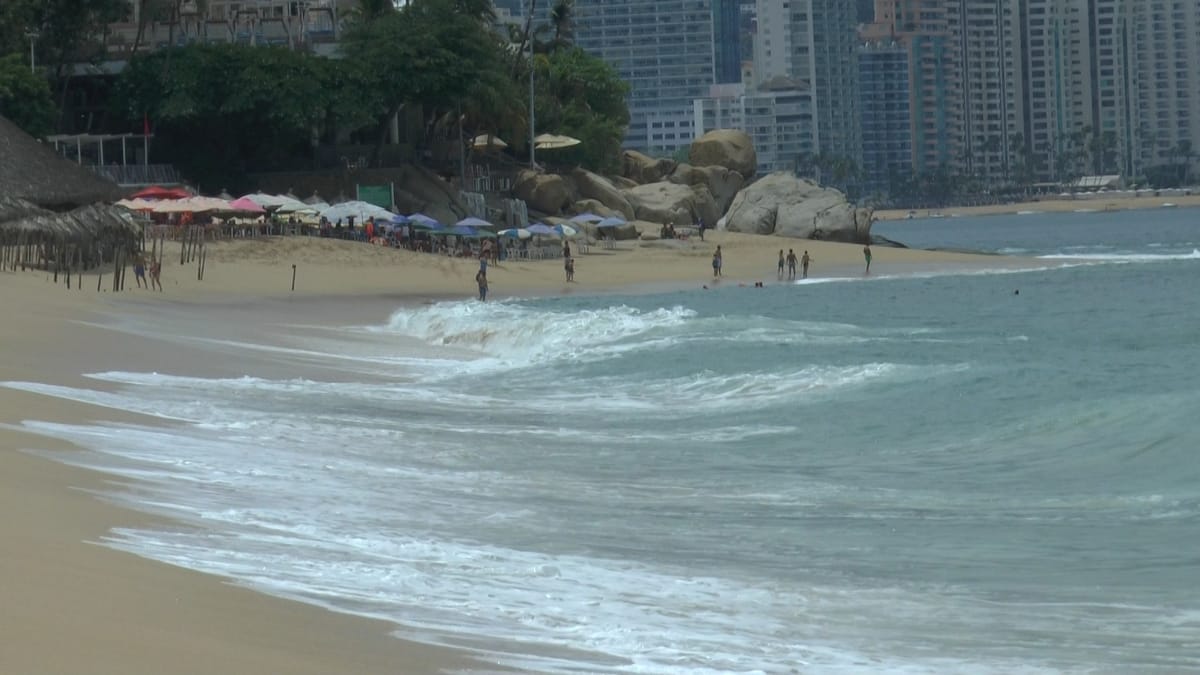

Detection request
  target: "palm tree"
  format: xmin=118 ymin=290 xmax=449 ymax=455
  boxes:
xmin=548 ymin=0 xmax=574 ymax=49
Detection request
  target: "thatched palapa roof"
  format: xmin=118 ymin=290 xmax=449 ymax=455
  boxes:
xmin=0 ymin=114 xmax=124 ymax=209
xmin=0 ymin=196 xmax=141 ymax=240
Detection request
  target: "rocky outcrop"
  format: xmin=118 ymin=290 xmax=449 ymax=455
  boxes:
xmin=724 ymin=172 xmax=872 ymax=243
xmin=668 ymin=163 xmax=745 ymax=215
xmin=689 ymin=130 xmax=757 ymax=179
xmin=622 ymin=150 xmax=677 ymax=184
xmin=569 ymin=168 xmax=635 ymax=219
xmin=626 ymin=182 xmax=719 ymax=226
xmin=609 ymin=175 xmax=639 ymax=190
xmin=571 ymin=199 xmax=621 ymax=219
xmin=514 ymin=170 xmax=571 ymax=214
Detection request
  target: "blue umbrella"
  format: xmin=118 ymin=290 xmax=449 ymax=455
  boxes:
xmin=407 ymin=213 xmax=442 ymax=229
xmin=596 ymin=217 xmax=627 ymax=228
xmin=390 ymin=214 xmax=410 ymax=224
xmin=527 ymin=223 xmax=556 ymax=235
xmin=570 ymin=212 xmax=605 ymax=223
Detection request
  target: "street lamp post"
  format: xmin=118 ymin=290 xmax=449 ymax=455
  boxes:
xmin=528 ymin=38 xmax=536 ymax=169
xmin=25 ymin=30 xmax=39 ymax=74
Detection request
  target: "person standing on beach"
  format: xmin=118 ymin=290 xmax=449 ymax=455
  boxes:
xmin=786 ymin=249 xmax=798 ymax=280
xmin=566 ymin=256 xmax=575 ymax=282
xmin=863 ymin=244 xmax=872 ymax=275
xmin=476 ymin=268 xmax=488 ymax=301
xmin=150 ymin=258 xmax=163 ymax=291
xmin=777 ymin=250 xmax=785 ymax=280
xmin=801 ymin=250 xmax=811 ymax=279
xmin=713 ymin=245 xmax=723 ymax=278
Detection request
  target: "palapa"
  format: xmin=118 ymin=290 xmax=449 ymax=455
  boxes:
xmin=0 ymin=114 xmax=124 ymax=209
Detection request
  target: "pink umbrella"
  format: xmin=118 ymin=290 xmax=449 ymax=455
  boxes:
xmin=228 ymin=196 xmax=266 ymax=213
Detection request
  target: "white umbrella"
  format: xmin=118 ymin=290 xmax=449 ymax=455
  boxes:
xmin=554 ymin=223 xmax=579 ymax=238
xmin=318 ymin=201 xmax=396 ymax=223
xmin=498 ymin=227 xmax=532 ymax=239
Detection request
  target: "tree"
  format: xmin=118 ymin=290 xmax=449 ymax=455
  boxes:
xmin=529 ymin=47 xmax=629 ymax=173
xmin=0 ymin=54 xmax=56 ymax=137
xmin=113 ymin=44 xmax=341 ymax=190
xmin=340 ymin=0 xmax=502 ymax=161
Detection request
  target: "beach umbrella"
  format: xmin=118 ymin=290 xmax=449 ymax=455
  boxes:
xmin=319 ymin=200 xmax=395 ymax=223
xmin=302 ymin=192 xmax=325 ymax=205
xmin=498 ymin=227 xmax=532 ymax=240
xmin=595 ymin=217 xmax=626 ymax=228
xmin=407 ymin=213 xmax=443 ymax=229
xmin=526 ymin=223 xmax=557 ymax=236
xmin=130 ymin=185 xmax=191 ymax=200
xmin=227 ymin=196 xmax=266 ymax=213
xmin=217 ymin=189 xmax=235 ymax=200
xmin=570 ymin=212 xmax=605 ymax=223
xmin=455 ymin=216 xmax=493 ymax=228
xmin=534 ymin=133 xmax=582 ymax=150
xmin=275 ymin=198 xmax=318 ymax=214
xmin=390 ymin=214 xmax=410 ymax=224
xmin=471 ymin=134 xmax=507 ymax=150
xmin=554 ymin=223 xmax=579 ymax=238
xmin=115 ymin=198 xmax=159 ymax=212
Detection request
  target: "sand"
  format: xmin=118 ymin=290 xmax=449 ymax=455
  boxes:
xmin=0 ymin=230 xmax=1026 ymax=673
xmin=875 ymin=193 xmax=1200 ymax=221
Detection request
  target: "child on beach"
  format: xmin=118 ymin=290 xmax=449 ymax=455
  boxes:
xmin=565 ymin=256 xmax=575 ymax=282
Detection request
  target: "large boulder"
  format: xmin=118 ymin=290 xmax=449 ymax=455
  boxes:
xmin=668 ymin=163 xmax=745 ymax=216
xmin=514 ymin=170 xmax=571 ymax=214
xmin=724 ymin=172 xmax=873 ymax=243
xmin=622 ymin=150 xmax=677 ymax=184
xmin=625 ymin=182 xmax=719 ymax=226
xmin=689 ymin=129 xmax=757 ymax=179
xmin=571 ymin=199 xmax=621 ymax=219
xmin=569 ymin=168 xmax=635 ymax=219
xmin=393 ymin=163 xmax=469 ymax=223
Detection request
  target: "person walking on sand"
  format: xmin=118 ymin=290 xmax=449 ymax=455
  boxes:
xmin=133 ymin=254 xmax=147 ymax=289
xmin=786 ymin=249 xmax=798 ymax=280
xmin=801 ymin=250 xmax=811 ymax=279
xmin=777 ymin=250 xmax=785 ymax=280
xmin=713 ymin=245 xmax=723 ymax=278
xmin=566 ymin=256 xmax=575 ymax=282
xmin=150 ymin=258 xmax=163 ymax=291
xmin=863 ymin=244 xmax=873 ymax=275
xmin=476 ymin=268 xmax=488 ymax=301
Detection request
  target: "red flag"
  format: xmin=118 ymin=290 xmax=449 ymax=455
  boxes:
xmin=143 ymin=113 xmax=150 ymax=135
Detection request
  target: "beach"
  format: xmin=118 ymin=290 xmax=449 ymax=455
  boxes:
xmin=1 ymin=230 xmax=1031 ymax=672
xmin=874 ymin=191 xmax=1200 ymax=220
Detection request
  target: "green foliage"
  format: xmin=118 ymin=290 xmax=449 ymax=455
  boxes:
xmin=0 ymin=0 xmax=129 ymax=69
xmin=113 ymin=44 xmax=340 ymax=190
xmin=0 ymin=54 xmax=56 ymax=137
xmin=531 ymin=47 xmax=629 ymax=173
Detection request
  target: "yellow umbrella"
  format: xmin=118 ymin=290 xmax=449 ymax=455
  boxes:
xmin=472 ymin=134 xmax=508 ymax=150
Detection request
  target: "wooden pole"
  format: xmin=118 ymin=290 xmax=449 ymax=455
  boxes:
xmin=291 ymin=264 xmax=296 ymax=291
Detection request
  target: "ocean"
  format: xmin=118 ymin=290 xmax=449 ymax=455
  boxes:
xmin=7 ymin=208 xmax=1200 ymax=673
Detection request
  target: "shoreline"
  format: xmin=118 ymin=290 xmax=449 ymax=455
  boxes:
xmin=874 ymin=193 xmax=1200 ymax=221
xmin=0 ymin=233 xmax=1037 ymax=673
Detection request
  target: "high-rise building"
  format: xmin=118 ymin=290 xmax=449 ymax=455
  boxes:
xmin=754 ymin=0 xmax=862 ymax=165
xmin=958 ymin=1 xmax=1024 ymax=183
xmin=713 ymin=0 xmax=743 ymax=84
xmin=858 ymin=41 xmax=913 ymax=195
xmin=571 ymin=0 xmax=718 ymax=154
xmin=1131 ymin=0 xmax=1200 ymax=175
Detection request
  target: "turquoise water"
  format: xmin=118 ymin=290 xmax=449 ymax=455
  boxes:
xmin=7 ymin=209 xmax=1200 ymax=672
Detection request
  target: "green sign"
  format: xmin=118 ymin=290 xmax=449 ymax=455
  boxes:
xmin=357 ymin=184 xmax=393 ymax=209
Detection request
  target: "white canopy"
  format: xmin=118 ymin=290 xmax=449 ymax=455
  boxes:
xmin=318 ymin=200 xmax=396 ymax=223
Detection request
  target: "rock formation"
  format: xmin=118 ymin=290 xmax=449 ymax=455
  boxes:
xmin=723 ymin=172 xmax=872 ymax=243
xmin=570 ymin=168 xmax=636 ymax=219
xmin=688 ymin=130 xmax=757 ymax=179
xmin=514 ymin=170 xmax=571 ymax=214
xmin=621 ymin=150 xmax=677 ymax=184
xmin=625 ymin=182 xmax=719 ymax=226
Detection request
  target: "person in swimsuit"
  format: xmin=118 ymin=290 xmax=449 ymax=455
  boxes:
xmin=149 ymin=258 xmax=162 ymax=291
xmin=863 ymin=244 xmax=872 ymax=275
xmin=786 ymin=249 xmax=798 ymax=280
xmin=713 ymin=245 xmax=723 ymax=278
xmin=777 ymin=250 xmax=785 ymax=280
xmin=475 ymin=269 xmax=488 ymax=301
xmin=801 ymin=250 xmax=811 ymax=279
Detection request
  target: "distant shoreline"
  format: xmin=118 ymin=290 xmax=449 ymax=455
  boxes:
xmin=875 ymin=192 xmax=1200 ymax=221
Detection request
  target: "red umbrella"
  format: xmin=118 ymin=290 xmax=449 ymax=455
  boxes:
xmin=130 ymin=185 xmax=192 ymax=200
